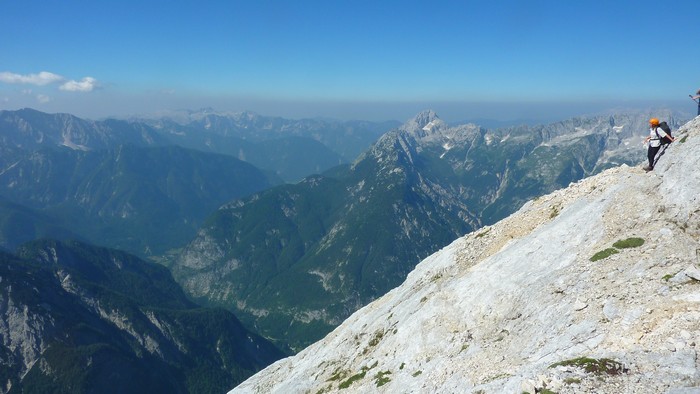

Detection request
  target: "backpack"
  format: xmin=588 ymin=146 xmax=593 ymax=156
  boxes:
xmin=656 ymin=121 xmax=673 ymax=145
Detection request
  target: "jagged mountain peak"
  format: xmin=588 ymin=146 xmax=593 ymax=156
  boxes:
xmin=399 ymin=110 xmax=483 ymax=144
xmin=231 ymin=117 xmax=700 ymax=393
xmin=413 ymin=109 xmax=440 ymax=127
xmin=401 ymin=109 xmax=446 ymax=138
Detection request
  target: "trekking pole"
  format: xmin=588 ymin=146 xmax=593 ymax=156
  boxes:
xmin=690 ymin=94 xmax=699 ymax=103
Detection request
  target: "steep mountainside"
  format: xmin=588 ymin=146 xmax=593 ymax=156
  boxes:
xmin=0 ymin=196 xmax=84 ymax=251
xmin=230 ymin=117 xmax=700 ymax=393
xmin=0 ymin=144 xmax=273 ymax=256
xmin=171 ymin=110 xmax=686 ymax=352
xmin=0 ymin=239 xmax=284 ymax=394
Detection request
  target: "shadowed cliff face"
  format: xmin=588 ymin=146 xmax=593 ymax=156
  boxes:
xmin=231 ymin=117 xmax=700 ymax=393
xmin=0 ymin=240 xmax=284 ymax=394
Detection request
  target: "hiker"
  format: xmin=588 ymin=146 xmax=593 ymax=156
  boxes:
xmin=692 ymin=89 xmax=700 ymax=116
xmin=643 ymin=118 xmax=675 ymax=172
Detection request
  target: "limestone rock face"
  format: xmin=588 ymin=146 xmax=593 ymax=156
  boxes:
xmin=230 ymin=117 xmax=700 ymax=393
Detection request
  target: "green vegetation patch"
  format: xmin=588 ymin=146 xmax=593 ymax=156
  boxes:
xmin=662 ymin=270 xmax=682 ymax=282
xmin=590 ymin=237 xmax=646 ymax=261
xmin=363 ymin=330 xmax=385 ymax=355
xmin=589 ymin=248 xmax=619 ymax=262
xmin=315 ymin=386 xmax=332 ymax=394
xmin=475 ymin=229 xmax=491 ymax=238
xmin=550 ymin=357 xmax=626 ymax=375
xmin=339 ymin=369 xmax=367 ymax=389
xmin=550 ymin=206 xmax=560 ymax=219
xmin=374 ymin=370 xmax=392 ymax=387
xmin=612 ymin=237 xmax=645 ymax=249
xmin=327 ymin=368 xmax=348 ymax=382
xmin=368 ymin=330 xmax=384 ymax=347
xmin=338 ymin=362 xmax=378 ymax=390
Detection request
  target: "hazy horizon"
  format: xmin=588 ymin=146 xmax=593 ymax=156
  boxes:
xmin=0 ymin=98 xmax=692 ymax=126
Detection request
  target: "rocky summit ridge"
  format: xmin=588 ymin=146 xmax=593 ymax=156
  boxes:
xmin=231 ymin=116 xmax=700 ymax=393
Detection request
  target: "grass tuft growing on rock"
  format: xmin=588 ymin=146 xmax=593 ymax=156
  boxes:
xmin=374 ymin=370 xmax=391 ymax=387
xmin=612 ymin=237 xmax=645 ymax=248
xmin=590 ymin=237 xmax=645 ymax=261
xmin=475 ymin=229 xmax=490 ymax=238
xmin=550 ymin=357 xmax=626 ymax=375
xmin=550 ymin=206 xmax=560 ymax=218
xmin=590 ymin=248 xmax=619 ymax=262
xmin=339 ymin=370 xmax=367 ymax=389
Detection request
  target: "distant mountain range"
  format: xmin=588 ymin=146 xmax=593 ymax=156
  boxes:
xmin=132 ymin=109 xmax=398 ymax=182
xmin=0 ymin=108 xmax=394 ymax=256
xmin=0 ymin=239 xmax=284 ymax=393
xmin=1 ymin=108 xmax=396 ymax=183
xmin=169 ymin=109 xmax=689 ymax=352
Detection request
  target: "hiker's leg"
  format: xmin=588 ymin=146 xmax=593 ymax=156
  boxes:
xmin=648 ymin=146 xmax=660 ymax=168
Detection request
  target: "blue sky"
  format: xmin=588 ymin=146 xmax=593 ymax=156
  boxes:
xmin=1 ymin=0 xmax=699 ymax=122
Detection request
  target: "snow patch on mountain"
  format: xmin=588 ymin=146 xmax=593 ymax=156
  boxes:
xmin=230 ymin=116 xmax=700 ymax=393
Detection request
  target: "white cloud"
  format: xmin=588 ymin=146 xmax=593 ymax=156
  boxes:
xmin=59 ymin=77 xmax=98 ymax=92
xmin=37 ymin=94 xmax=51 ymax=103
xmin=0 ymin=71 xmax=64 ymax=86
xmin=0 ymin=71 xmax=99 ymax=94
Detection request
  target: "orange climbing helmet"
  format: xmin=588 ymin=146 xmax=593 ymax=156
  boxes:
xmin=649 ymin=118 xmax=660 ymax=126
